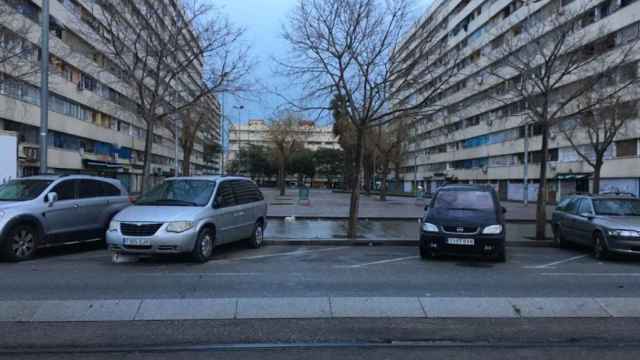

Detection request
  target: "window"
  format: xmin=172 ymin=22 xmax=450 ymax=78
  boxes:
xmin=215 ymin=181 xmax=236 ymax=208
xmin=78 ymin=180 xmax=104 ymax=198
xmin=433 ymin=190 xmax=495 ymax=211
xmin=564 ymin=198 xmax=579 ymax=214
xmin=231 ymin=180 xmax=261 ymax=205
xmin=578 ymin=199 xmax=594 ymax=215
xmin=50 ymin=180 xmax=76 ymax=201
xmin=616 ymin=139 xmax=638 ymax=157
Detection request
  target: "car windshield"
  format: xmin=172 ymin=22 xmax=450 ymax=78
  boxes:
xmin=136 ymin=180 xmax=216 ymax=207
xmin=0 ymin=179 xmax=53 ymax=201
xmin=433 ymin=190 xmax=495 ymax=211
xmin=593 ymin=198 xmax=640 ymax=216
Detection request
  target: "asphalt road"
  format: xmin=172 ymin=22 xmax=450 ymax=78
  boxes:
xmin=1 ymin=241 xmax=639 ymax=300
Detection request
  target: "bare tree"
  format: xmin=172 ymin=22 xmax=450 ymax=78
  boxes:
xmin=87 ymin=0 xmax=249 ymax=191
xmin=0 ymin=1 xmax=42 ymax=84
xmin=268 ymin=113 xmax=306 ymax=196
xmin=560 ymin=92 xmax=638 ymax=193
xmin=487 ymin=1 xmax=638 ymax=239
xmin=280 ymin=0 xmax=457 ymax=237
xmin=372 ymin=121 xmax=406 ymax=201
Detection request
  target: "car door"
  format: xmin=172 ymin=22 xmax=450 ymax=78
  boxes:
xmin=213 ymin=181 xmax=240 ymax=244
xmin=574 ymin=198 xmax=596 ymax=245
xmin=76 ymin=179 xmax=107 ymax=240
xmin=560 ymin=198 xmax=580 ymax=243
xmin=230 ymin=180 xmax=257 ymax=239
xmin=44 ymin=179 xmax=80 ymax=242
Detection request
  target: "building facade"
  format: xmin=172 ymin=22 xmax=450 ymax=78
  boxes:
xmin=227 ymin=119 xmax=340 ymax=162
xmin=394 ymin=0 xmax=640 ymax=202
xmin=0 ymin=0 xmax=220 ymax=192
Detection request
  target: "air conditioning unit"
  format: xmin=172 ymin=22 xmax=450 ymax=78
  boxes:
xmin=550 ymin=133 xmax=557 ymax=140
xmin=482 ymin=166 xmax=489 ymax=174
xmin=550 ymin=163 xmax=557 ymax=171
xmin=487 ymin=120 xmax=493 ymax=127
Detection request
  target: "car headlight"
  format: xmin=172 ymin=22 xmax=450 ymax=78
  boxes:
xmin=108 ymin=220 xmax=120 ymax=232
xmin=422 ymin=222 xmax=439 ymax=232
xmin=608 ymin=230 xmax=640 ymax=238
xmin=482 ymin=225 xmax=503 ymax=235
xmin=166 ymin=221 xmax=194 ymax=233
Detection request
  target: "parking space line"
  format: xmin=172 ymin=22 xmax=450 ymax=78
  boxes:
xmin=132 ymin=272 xmax=261 ymax=277
xmin=222 ymin=247 xmax=346 ymax=261
xmin=336 ymin=256 xmax=419 ymax=269
xmin=541 ymin=273 xmax=640 ymax=277
xmin=524 ymin=255 xmax=589 ymax=269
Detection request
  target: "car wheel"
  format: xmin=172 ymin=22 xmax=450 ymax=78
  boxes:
xmin=593 ymin=232 xmax=609 ymax=261
xmin=248 ymin=221 xmax=264 ymax=249
xmin=553 ymin=225 xmax=566 ymax=248
xmin=191 ymin=227 xmax=214 ymax=263
xmin=419 ymin=243 xmax=433 ymax=260
xmin=2 ymin=224 xmax=38 ymax=262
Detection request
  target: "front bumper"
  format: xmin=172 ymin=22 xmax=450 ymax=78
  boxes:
xmin=607 ymin=237 xmax=640 ymax=255
xmin=420 ymin=232 xmax=505 ymax=257
xmin=106 ymin=226 xmax=199 ymax=255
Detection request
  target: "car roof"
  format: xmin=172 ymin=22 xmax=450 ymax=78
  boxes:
xmin=565 ymin=193 xmax=637 ymax=200
xmin=164 ymin=176 xmax=252 ymax=182
xmin=21 ymin=175 xmax=119 ymax=182
xmin=438 ymin=184 xmax=494 ymax=192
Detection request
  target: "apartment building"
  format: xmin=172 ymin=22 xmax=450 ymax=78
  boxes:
xmin=394 ymin=0 xmax=640 ymax=202
xmin=0 ymin=0 xmax=220 ymax=192
xmin=227 ymin=119 xmax=341 ymax=162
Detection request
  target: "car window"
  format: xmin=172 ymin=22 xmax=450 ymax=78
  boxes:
xmin=101 ymin=182 xmax=121 ymax=197
xmin=433 ymin=190 xmax=495 ymax=211
xmin=593 ymin=198 xmax=640 ymax=216
xmin=556 ymin=197 xmax=571 ymax=211
xmin=564 ymin=198 xmax=579 ymax=214
xmin=50 ymin=180 xmax=76 ymax=201
xmin=78 ymin=180 xmax=104 ymax=199
xmin=578 ymin=199 xmax=594 ymax=214
xmin=231 ymin=180 xmax=261 ymax=205
xmin=136 ymin=180 xmax=216 ymax=207
xmin=0 ymin=179 xmax=52 ymax=201
xmin=215 ymin=181 xmax=236 ymax=208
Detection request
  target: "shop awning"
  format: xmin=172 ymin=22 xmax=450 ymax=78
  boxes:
xmin=82 ymin=159 xmax=125 ymax=170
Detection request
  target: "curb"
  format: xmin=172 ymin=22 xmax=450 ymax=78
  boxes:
xmin=266 ymin=216 xmax=549 ymax=224
xmin=264 ymin=239 xmax=553 ymax=248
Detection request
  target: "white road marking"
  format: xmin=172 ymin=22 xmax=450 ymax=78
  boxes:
xmin=337 ymin=256 xmax=419 ymax=269
xmin=541 ymin=273 xmax=640 ymax=277
xmin=223 ymin=247 xmax=346 ymax=261
xmin=524 ymin=255 xmax=589 ymax=269
xmin=132 ymin=272 xmax=261 ymax=277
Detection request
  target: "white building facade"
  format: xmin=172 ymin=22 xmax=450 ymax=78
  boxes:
xmin=0 ymin=0 xmax=221 ymax=192
xmin=394 ymin=0 xmax=640 ymax=202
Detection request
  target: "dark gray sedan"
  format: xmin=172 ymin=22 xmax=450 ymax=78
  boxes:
xmin=551 ymin=194 xmax=640 ymax=260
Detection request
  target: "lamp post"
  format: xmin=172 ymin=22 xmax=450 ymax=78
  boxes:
xmin=39 ymin=0 xmax=50 ymax=174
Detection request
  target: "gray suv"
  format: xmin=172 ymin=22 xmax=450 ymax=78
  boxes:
xmin=107 ymin=176 xmax=268 ymax=263
xmin=0 ymin=175 xmax=130 ymax=261
xmin=552 ymin=193 xmax=640 ymax=259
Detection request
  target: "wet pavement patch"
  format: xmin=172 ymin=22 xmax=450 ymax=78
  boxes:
xmin=456 ymin=262 xmax=495 ymax=268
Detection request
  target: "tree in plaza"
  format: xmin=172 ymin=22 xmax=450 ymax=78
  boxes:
xmin=237 ymin=143 xmax=272 ymax=180
xmin=0 ymin=1 xmax=39 ymax=84
xmin=314 ymin=148 xmax=344 ymax=187
xmin=281 ymin=0 xmax=456 ymax=237
xmin=289 ymin=148 xmax=316 ymax=185
xmin=487 ymin=1 xmax=639 ymax=239
xmin=371 ymin=121 xmax=406 ymax=201
xmin=268 ymin=113 xmax=307 ymax=196
xmin=331 ymin=95 xmax=357 ymax=190
xmin=89 ymin=0 xmax=250 ymax=192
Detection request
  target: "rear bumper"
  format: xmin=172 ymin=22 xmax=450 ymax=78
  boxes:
xmin=420 ymin=232 xmax=505 ymax=256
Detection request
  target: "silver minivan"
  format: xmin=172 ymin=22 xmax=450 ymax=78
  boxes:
xmin=107 ymin=176 xmax=268 ymax=263
xmin=0 ymin=175 xmax=130 ymax=261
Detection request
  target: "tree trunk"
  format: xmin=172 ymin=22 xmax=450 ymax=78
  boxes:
xmin=141 ymin=121 xmax=154 ymax=194
xmin=535 ymin=123 xmax=550 ymax=240
xmin=347 ymin=127 xmax=365 ymax=239
xmin=394 ymin=162 xmax=401 ymax=193
xmin=379 ymin=169 xmax=389 ymax=202
xmin=278 ymin=162 xmax=286 ymax=196
xmin=181 ymin=141 xmax=193 ymax=177
xmin=592 ymin=159 xmax=603 ymax=194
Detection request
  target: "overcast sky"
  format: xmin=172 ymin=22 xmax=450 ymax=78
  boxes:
xmin=213 ymin=0 xmax=433 ymax=125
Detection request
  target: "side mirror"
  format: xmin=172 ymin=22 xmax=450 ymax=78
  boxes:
xmin=424 ymin=205 xmax=430 ymax=211
xmin=502 ymin=207 xmax=507 ymax=214
xmin=46 ymin=192 xmax=58 ymax=206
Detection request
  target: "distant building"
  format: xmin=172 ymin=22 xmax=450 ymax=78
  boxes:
xmin=393 ymin=0 xmax=640 ymax=201
xmin=227 ymin=119 xmax=340 ymax=162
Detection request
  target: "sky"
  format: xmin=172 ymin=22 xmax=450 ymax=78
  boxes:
xmin=213 ymin=0 xmax=434 ymax=126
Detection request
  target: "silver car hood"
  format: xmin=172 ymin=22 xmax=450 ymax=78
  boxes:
xmin=0 ymin=201 xmax=22 ymax=210
xmin=599 ymin=216 xmax=640 ymax=230
xmin=114 ymin=205 xmax=204 ymax=223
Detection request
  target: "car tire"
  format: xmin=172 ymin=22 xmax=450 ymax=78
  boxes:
xmin=553 ymin=225 xmax=567 ymax=248
xmin=191 ymin=227 xmax=215 ymax=263
xmin=419 ymin=243 xmax=433 ymax=260
xmin=593 ymin=232 xmax=609 ymax=261
xmin=248 ymin=221 xmax=264 ymax=249
xmin=2 ymin=223 xmax=38 ymax=262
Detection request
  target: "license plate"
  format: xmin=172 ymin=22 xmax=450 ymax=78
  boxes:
xmin=447 ymin=238 xmax=475 ymax=246
xmin=123 ymin=238 xmax=151 ymax=246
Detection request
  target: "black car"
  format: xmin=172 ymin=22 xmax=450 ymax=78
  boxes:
xmin=419 ymin=185 xmax=507 ymax=262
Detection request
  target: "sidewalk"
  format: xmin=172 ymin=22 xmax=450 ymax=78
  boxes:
xmin=264 ymin=188 xmax=555 ymax=222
